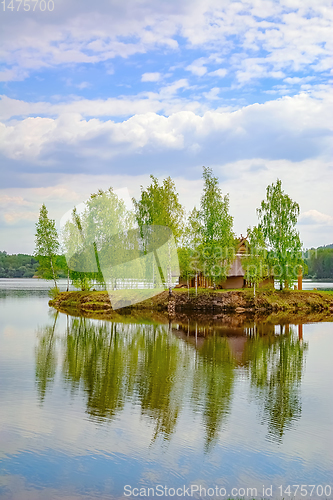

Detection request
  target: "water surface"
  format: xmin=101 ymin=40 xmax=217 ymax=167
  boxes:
xmin=0 ymin=287 xmax=332 ymax=500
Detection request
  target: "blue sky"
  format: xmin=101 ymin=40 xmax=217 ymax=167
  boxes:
xmin=0 ymin=0 xmax=332 ymax=252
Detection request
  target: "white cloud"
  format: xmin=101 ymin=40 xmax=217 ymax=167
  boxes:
xmin=3 ymin=211 xmax=39 ymax=224
xmin=76 ymin=81 xmax=91 ymax=90
xmin=1 ymin=155 xmax=332 ymax=252
xmin=299 ymin=210 xmax=333 ymax=226
xmin=0 ymin=79 xmax=199 ymax=122
xmin=0 ymin=0 xmax=330 ymax=91
xmin=203 ymin=87 xmax=220 ymax=100
xmin=284 ymin=76 xmax=315 ymax=84
xmin=0 ymin=195 xmax=31 ymax=206
xmin=141 ymin=72 xmax=161 ymax=82
xmin=186 ymin=58 xmax=207 ymax=76
xmin=0 ymin=1 xmax=331 ymax=254
xmin=0 ymin=90 xmax=331 ymax=164
xmin=209 ymin=69 xmax=227 ymax=78
xmin=0 ymin=67 xmax=29 ymax=82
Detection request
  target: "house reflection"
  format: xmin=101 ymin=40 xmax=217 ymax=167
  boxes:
xmin=173 ymin=317 xmax=308 ymax=443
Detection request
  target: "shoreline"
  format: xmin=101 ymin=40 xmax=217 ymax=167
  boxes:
xmin=49 ymin=288 xmax=333 ymax=322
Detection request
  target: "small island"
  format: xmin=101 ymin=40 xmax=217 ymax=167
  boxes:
xmin=49 ymin=287 xmax=333 ymax=320
xmin=37 ymin=169 xmax=332 ymax=323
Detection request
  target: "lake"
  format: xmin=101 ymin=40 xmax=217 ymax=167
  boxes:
xmin=0 ymin=282 xmax=332 ymax=500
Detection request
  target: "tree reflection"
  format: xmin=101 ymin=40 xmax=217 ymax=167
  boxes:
xmin=136 ymin=326 xmax=182 ymax=440
xmin=192 ymin=336 xmax=235 ymax=450
xmin=62 ymin=318 xmax=186 ymax=439
xmin=35 ymin=314 xmax=308 ymax=447
xmin=35 ymin=311 xmax=58 ymax=402
xmin=63 ymin=318 xmax=139 ymax=419
xmin=245 ymin=325 xmax=308 ymax=442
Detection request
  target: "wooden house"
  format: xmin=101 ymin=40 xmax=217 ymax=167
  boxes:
xmin=220 ymin=235 xmax=247 ymax=289
xmin=180 ymin=235 xmax=273 ymax=289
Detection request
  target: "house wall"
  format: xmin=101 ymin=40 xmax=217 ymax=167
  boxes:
xmin=221 ymin=276 xmax=245 ymax=289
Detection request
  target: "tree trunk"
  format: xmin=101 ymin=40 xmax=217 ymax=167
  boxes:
xmin=50 ymin=255 xmax=58 ymax=289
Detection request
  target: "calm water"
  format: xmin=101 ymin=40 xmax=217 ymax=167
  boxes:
xmin=0 ymin=278 xmax=333 ymax=292
xmin=0 ymin=286 xmax=333 ymax=500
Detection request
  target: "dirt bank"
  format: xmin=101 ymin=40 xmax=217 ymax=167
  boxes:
xmin=49 ymin=288 xmax=333 ymax=318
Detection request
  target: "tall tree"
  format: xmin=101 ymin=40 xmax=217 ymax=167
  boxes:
xmin=62 ymin=189 xmax=141 ymax=291
xmin=133 ymin=176 xmax=184 ymax=291
xmin=34 ymin=203 xmax=60 ymax=289
xmin=243 ymin=225 xmax=268 ymax=296
xmin=61 ymin=207 xmax=94 ymax=291
xmin=257 ymin=179 xmax=304 ymax=289
xmin=133 ymin=175 xmax=185 ymax=244
xmin=198 ymin=166 xmax=235 ymax=284
xmin=178 ymin=207 xmax=201 ymax=285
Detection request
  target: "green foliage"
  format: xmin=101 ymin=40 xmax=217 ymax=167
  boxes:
xmin=133 ymin=175 xmax=185 ymax=245
xmin=245 ymin=328 xmax=308 ymax=442
xmin=61 ymin=207 xmax=95 ymax=291
xmin=177 ymin=247 xmax=192 ymax=281
xmin=178 ymin=207 xmax=202 ymax=279
xmin=132 ymin=176 xmax=184 ymax=289
xmin=192 ymin=335 xmax=235 ymax=450
xmin=195 ymin=167 xmax=235 ymax=283
xmin=257 ymin=179 xmax=304 ymax=289
xmin=305 ymin=247 xmax=333 ymax=279
xmin=35 ymin=315 xmax=307 ymax=448
xmin=48 ymin=286 xmax=61 ymax=299
xmin=72 ymin=275 xmax=93 ymax=291
xmin=243 ymin=226 xmax=268 ymax=294
xmin=34 ymin=203 xmax=60 ymax=288
xmin=62 ymin=188 xmax=140 ymax=291
xmin=35 ymin=311 xmax=59 ymax=402
xmin=0 ymin=251 xmax=39 ymax=278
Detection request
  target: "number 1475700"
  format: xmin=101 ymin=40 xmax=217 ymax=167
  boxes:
xmin=278 ymin=485 xmax=332 ymax=497
xmin=1 ymin=0 xmax=54 ymax=11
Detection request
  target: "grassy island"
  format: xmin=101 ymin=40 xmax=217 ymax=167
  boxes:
xmin=49 ymin=287 xmax=333 ymax=320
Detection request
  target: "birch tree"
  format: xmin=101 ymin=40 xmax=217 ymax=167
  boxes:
xmin=198 ymin=166 xmax=235 ymax=285
xmin=257 ymin=179 xmax=304 ymax=289
xmin=243 ymin=226 xmax=268 ymax=296
xmin=133 ymin=175 xmax=184 ymax=245
xmin=133 ymin=176 xmax=184 ymax=290
xmin=34 ymin=203 xmax=60 ymax=289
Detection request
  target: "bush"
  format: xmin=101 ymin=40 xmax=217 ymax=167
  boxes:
xmin=48 ymin=287 xmax=60 ymax=299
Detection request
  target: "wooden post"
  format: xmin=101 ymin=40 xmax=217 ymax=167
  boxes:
xmin=298 ymin=266 xmax=302 ymax=290
xmin=298 ymin=324 xmax=303 ymax=341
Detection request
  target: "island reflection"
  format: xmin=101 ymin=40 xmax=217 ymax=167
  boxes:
xmin=35 ymin=314 xmax=308 ymax=449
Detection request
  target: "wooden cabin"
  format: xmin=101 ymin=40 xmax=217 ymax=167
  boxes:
xmin=180 ymin=235 xmax=273 ymax=289
xmin=221 ymin=235 xmax=247 ymax=289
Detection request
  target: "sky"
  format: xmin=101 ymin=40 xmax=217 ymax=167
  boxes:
xmin=0 ymin=0 xmax=332 ymax=253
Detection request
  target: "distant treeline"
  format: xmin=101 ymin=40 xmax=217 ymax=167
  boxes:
xmin=0 ymin=251 xmax=39 ymax=278
xmin=1 ymin=244 xmax=332 ymax=280
xmin=0 ymin=251 xmax=66 ymax=279
xmin=304 ymin=245 xmax=333 ymax=279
